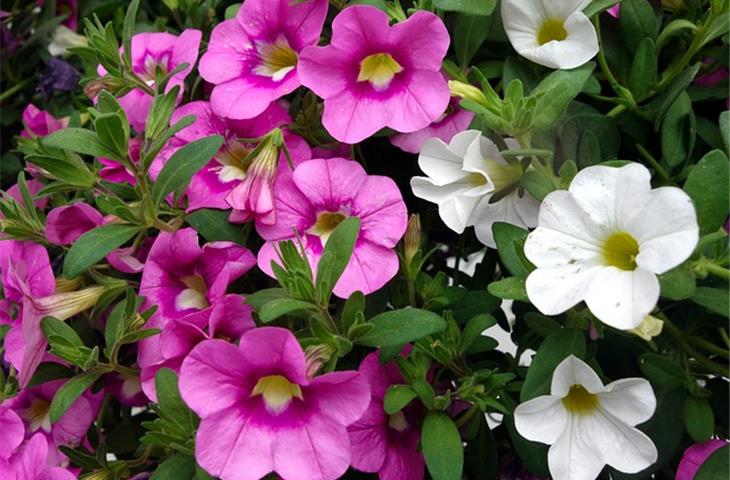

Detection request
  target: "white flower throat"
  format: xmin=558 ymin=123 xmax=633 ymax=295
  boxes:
xmin=255 ymin=36 xmax=298 ymax=82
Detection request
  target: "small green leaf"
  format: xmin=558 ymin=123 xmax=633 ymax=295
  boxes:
xmin=27 ymin=363 xmax=75 ymax=388
xmin=454 ymin=14 xmax=490 ymax=67
xmin=639 ymin=353 xmax=685 ymax=388
xmin=487 ymin=277 xmax=529 ymax=302
xmin=258 ymin=298 xmax=318 ymax=323
xmin=719 ymin=111 xmax=729 ymax=153
xmin=661 ymin=92 xmax=695 ymax=168
xmin=658 ymin=265 xmax=696 ymax=300
xmin=151 ymin=453 xmax=196 ymax=480
xmin=432 ymin=0 xmax=496 ymax=15
xmin=650 ymin=63 xmax=701 ymax=129
xmin=683 ymin=395 xmax=714 ymax=442
xmin=629 ymin=38 xmax=657 ymax=99
xmin=530 ymin=63 xmax=595 ymax=129
xmin=422 ymin=411 xmax=464 ymax=480
xmin=95 ymin=113 xmax=129 ymax=159
xmin=691 ymin=287 xmax=730 ymax=318
xmin=315 ymin=217 xmax=361 ymax=303
xmin=521 ymin=329 xmax=586 ymax=401
xmin=341 ymin=290 xmax=365 ymax=333
xmin=63 ymin=225 xmax=141 ymax=279
xmin=619 ymin=0 xmax=657 ymax=52
xmin=244 ymin=288 xmax=289 ymax=311
xmin=460 ymin=314 xmax=496 ymax=354
xmin=519 ymin=170 xmax=555 ymax=202
xmin=696 ymin=445 xmax=729 ymax=480
xmin=50 ymin=369 xmax=104 ymax=422
xmin=155 ymin=368 xmax=198 ymax=433
xmin=583 ymin=0 xmax=622 ymax=17
xmin=356 ymin=309 xmax=447 ymax=348
xmin=684 ymin=150 xmax=730 ymax=235
xmin=43 ymin=128 xmax=120 ymax=160
xmin=41 ymin=316 xmax=84 ymax=348
xmin=186 ymin=208 xmax=246 ymax=244
xmin=492 ymin=223 xmax=534 ymax=278
xmin=383 ymin=385 xmax=418 ymax=415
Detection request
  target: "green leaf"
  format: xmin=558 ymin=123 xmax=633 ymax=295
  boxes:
xmin=50 ymin=369 xmax=103 ymax=422
xmin=720 ymin=111 xmax=729 ymax=153
xmin=629 ymin=38 xmax=657 ymax=99
xmin=521 ymin=329 xmax=586 ymax=401
xmin=452 ymin=290 xmax=501 ymax=322
xmin=43 ymin=128 xmax=120 ymax=160
xmin=383 ymin=385 xmax=418 ymax=414
xmin=696 ymin=445 xmax=729 ymax=480
xmin=27 ymin=362 xmax=75 ymax=388
xmin=464 ymin=415 xmax=498 ymax=480
xmin=658 ymin=265 xmax=696 ymax=300
xmin=122 ymin=0 xmax=140 ymax=66
xmin=63 ymin=225 xmax=141 ymax=278
xmin=639 ymin=353 xmax=685 ymax=388
xmin=661 ymin=92 xmax=695 ymax=168
xmin=146 ymin=86 xmax=181 ymax=141
xmin=41 ymin=316 xmax=84 ymax=348
xmin=356 ymin=309 xmax=447 ymax=348
xmin=683 ymin=395 xmax=714 ymax=442
xmin=487 ymin=277 xmax=529 ymax=302
xmin=151 ymin=453 xmax=196 ymax=480
xmin=619 ymin=0 xmax=657 ymax=52
xmin=650 ymin=63 xmax=701 ymax=129
xmin=460 ymin=314 xmax=496 ymax=354
xmin=432 ymin=0 xmax=496 ymax=15
xmin=258 ymin=298 xmax=318 ymax=323
xmin=315 ymin=217 xmax=361 ymax=304
xmin=152 ymin=135 xmax=224 ymax=207
xmin=185 ymin=208 xmax=246 ymax=244
xmin=583 ymin=0 xmax=622 ymax=17
xmin=524 ymin=312 xmax=561 ymax=338
xmin=224 ymin=4 xmax=242 ymax=19
xmin=684 ymin=150 xmax=730 ymax=235
xmin=155 ymin=368 xmax=198 ymax=433
xmin=578 ymin=130 xmax=603 ymax=167
xmin=530 ymin=63 xmax=595 ymax=129
xmin=341 ymin=290 xmax=365 ymax=333
xmin=691 ymin=287 xmax=730 ymax=318
xmin=492 ymin=223 xmax=534 ymax=278
xmin=25 ymin=153 xmax=96 ymax=188
xmin=519 ymin=170 xmax=555 ymax=202
xmin=244 ymin=288 xmax=289 ymax=312
xmin=94 ymin=113 xmax=129 ymax=159
xmin=454 ymin=14 xmax=489 ymax=67
xmin=422 ymin=412 xmax=464 ymax=480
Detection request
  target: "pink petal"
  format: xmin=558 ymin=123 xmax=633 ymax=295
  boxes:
xmin=333 ymin=240 xmax=400 ymax=298
xmin=0 ymin=407 xmax=25 ymax=460
xmin=308 ymin=370 xmax=370 ymax=425
xmin=199 ymin=20 xmax=250 ymax=84
xmin=238 ymin=327 xmax=308 ymax=386
xmin=387 ymin=69 xmax=451 ymax=134
xmin=351 ymin=175 xmax=408 ymax=249
xmin=390 ymin=11 xmax=449 ymax=71
xmin=45 ymin=203 xmax=103 ymax=245
xmin=291 ymin=157 xmax=367 ymax=210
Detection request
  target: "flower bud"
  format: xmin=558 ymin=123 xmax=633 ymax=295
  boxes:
xmin=629 ymin=315 xmax=664 ymax=341
xmin=54 ymin=276 xmax=82 ymax=293
xmin=27 ymin=286 xmax=106 ymax=321
xmin=448 ymin=80 xmax=489 ymax=107
xmin=304 ymin=344 xmax=335 ymax=379
xmin=404 ymin=213 xmax=421 ymax=267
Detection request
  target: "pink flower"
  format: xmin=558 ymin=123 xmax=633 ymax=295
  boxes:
xmin=106 ymin=237 xmax=152 ymax=274
xmin=199 ymin=0 xmax=328 ymax=120
xmin=0 ymin=433 xmax=76 ymax=480
xmin=608 ymin=4 xmax=620 ymax=17
xmin=695 ymin=59 xmax=729 ymax=87
xmin=0 ymin=406 xmax=25 ymax=461
xmin=137 ymin=228 xmax=256 ymax=399
xmin=97 ymin=30 xmax=201 ymax=133
xmin=257 ymin=157 xmax=408 ymax=298
xmin=163 ymin=101 xmax=310 ymax=214
xmin=179 ymin=327 xmax=370 ymax=480
xmin=20 ymin=104 xmax=68 ymax=138
xmin=99 ymin=138 xmax=141 ymax=185
xmin=2 ymin=180 xmax=50 ymax=218
xmin=348 ymin=351 xmax=424 ymax=480
xmin=45 ymin=202 xmax=103 ymax=245
xmin=390 ymin=97 xmax=475 ymax=154
xmin=676 ymin=439 xmax=728 ymax=480
xmin=298 ymin=5 xmax=451 ymax=144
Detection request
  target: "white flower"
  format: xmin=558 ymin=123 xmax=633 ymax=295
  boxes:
xmin=514 ymin=355 xmax=658 ymax=480
xmin=501 ymin=0 xmax=599 ymax=69
xmin=410 ymin=130 xmax=539 ymax=248
xmin=524 ymin=163 xmax=699 ymax=330
xmin=48 ymin=25 xmax=88 ymax=57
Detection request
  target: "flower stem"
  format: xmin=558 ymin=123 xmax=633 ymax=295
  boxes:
xmin=634 ymin=143 xmax=671 ymax=184
xmin=705 ymin=263 xmax=730 ymax=280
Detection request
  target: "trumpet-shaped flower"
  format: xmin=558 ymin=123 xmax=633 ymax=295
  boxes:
xmin=199 ymin=0 xmax=328 ymax=120
xmin=410 ymin=130 xmax=539 ymax=248
xmin=97 ymin=30 xmax=201 ymax=132
xmin=257 ymin=157 xmax=408 ymax=298
xmin=45 ymin=202 xmax=103 ymax=245
xmin=348 ymin=351 xmax=424 ymax=480
xmin=390 ymin=97 xmax=475 ymax=154
xmin=179 ymin=327 xmax=370 ymax=480
xmin=501 ymin=0 xmax=599 ymax=69
xmin=298 ymin=5 xmax=451 ymax=143
xmin=524 ymin=163 xmax=699 ymax=330
xmin=20 ymin=104 xmax=68 ymax=138
xmin=0 ymin=433 xmax=76 ymax=480
xmin=514 ymin=355 xmax=658 ymax=480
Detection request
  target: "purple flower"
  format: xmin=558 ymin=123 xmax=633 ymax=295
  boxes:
xmin=199 ymin=0 xmax=329 ymax=120
xmin=45 ymin=202 xmax=103 ymax=245
xmin=298 ymin=5 xmax=451 ymax=143
xmin=676 ymin=440 xmax=728 ymax=480
xmin=20 ymin=105 xmax=68 ymax=139
xmin=37 ymin=58 xmax=79 ymax=99
xmin=0 ymin=433 xmax=76 ymax=479
xmin=179 ymin=327 xmax=370 ymax=480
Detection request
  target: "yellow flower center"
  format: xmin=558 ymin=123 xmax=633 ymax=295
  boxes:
xmin=255 ymin=37 xmax=298 ymax=82
xmin=537 ymin=18 xmax=568 ymax=45
xmin=561 ymin=384 xmax=599 ymax=415
xmin=358 ymin=53 xmax=404 ymax=89
xmin=176 ymin=274 xmax=209 ymax=310
xmin=22 ymin=399 xmax=52 ymax=433
xmin=309 ymin=211 xmax=347 ymax=246
xmin=251 ymin=375 xmax=303 ymax=413
xmin=602 ymin=232 xmax=640 ymax=271
xmin=483 ymin=159 xmax=524 ymax=191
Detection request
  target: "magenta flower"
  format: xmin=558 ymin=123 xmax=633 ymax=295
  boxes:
xmin=2 ymin=179 xmax=50 ymax=217
xmin=163 ymin=100 xmax=310 ymax=214
xmin=298 ymin=5 xmax=451 ymax=143
xmin=99 ymin=138 xmax=141 ymax=185
xmin=0 ymin=406 xmax=25 ymax=461
xmin=390 ymin=97 xmax=475 ymax=154
xmin=257 ymin=157 xmax=408 ymax=298
xmin=20 ymin=104 xmax=68 ymax=138
xmin=106 ymin=237 xmax=152 ymax=274
xmin=97 ymin=30 xmax=201 ymax=133
xmin=0 ymin=433 xmax=76 ymax=480
xmin=199 ymin=0 xmax=328 ymax=120
xmin=45 ymin=202 xmax=103 ymax=245
xmin=676 ymin=439 xmax=728 ymax=480
xmin=137 ymin=228 xmax=256 ymax=399
xmin=348 ymin=351 xmax=424 ymax=480
xmin=179 ymin=327 xmax=370 ymax=480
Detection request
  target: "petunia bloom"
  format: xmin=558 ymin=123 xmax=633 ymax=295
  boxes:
xmin=179 ymin=327 xmax=370 ymax=480
xmin=97 ymin=30 xmax=201 ymax=133
xmin=20 ymin=104 xmax=68 ymax=138
xmin=45 ymin=202 xmax=103 ymax=245
xmin=501 ymin=0 xmax=599 ymax=69
xmin=298 ymin=5 xmax=451 ymax=144
xmin=676 ymin=440 xmax=728 ymax=480
xmin=99 ymin=138 xmax=141 ymax=185
xmin=0 ymin=433 xmax=76 ymax=480
xmin=199 ymin=0 xmax=328 ymax=120
xmin=348 ymin=351 xmax=424 ymax=480
xmin=257 ymin=157 xmax=408 ymax=298
xmin=524 ymin=163 xmax=699 ymax=330
xmin=514 ymin=355 xmax=658 ymax=480
xmin=411 ymin=130 xmax=539 ymax=248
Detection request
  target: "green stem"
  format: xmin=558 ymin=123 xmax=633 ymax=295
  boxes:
xmin=634 ymin=143 xmax=671 ymax=184
xmin=0 ymin=78 xmax=33 ymax=103
xmin=593 ymin=17 xmax=631 ymax=101
xmin=607 ymin=104 xmax=627 ymax=118
xmin=663 ymin=320 xmax=729 ymax=377
xmin=686 ymin=336 xmax=730 ymax=359
xmin=705 ymin=263 xmax=730 ymax=280
xmin=693 ymin=229 xmax=728 ymax=257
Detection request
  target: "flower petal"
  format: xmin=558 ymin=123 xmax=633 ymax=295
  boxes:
xmin=525 ymin=262 xmax=601 ymax=316
xmin=514 ymin=394 xmax=568 ymax=444
xmin=587 ymin=410 xmax=658 ymax=474
xmin=547 ymin=416 xmax=606 ymax=480
xmin=598 ymin=378 xmax=656 ymax=426
xmin=584 ymin=266 xmax=660 ymax=329
xmin=551 ymin=355 xmax=604 ymax=396
xmin=308 ymin=371 xmax=370 ymax=426
xmin=351 ymin=175 xmax=408 ymax=249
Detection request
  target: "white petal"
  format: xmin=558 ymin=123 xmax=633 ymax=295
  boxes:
xmin=462 ymin=135 xmax=500 ymax=183
xmin=598 ymin=378 xmax=656 ymax=426
xmin=513 ymin=190 xmax=540 ymax=228
xmin=501 ymin=0 xmax=546 ymax=33
xmin=551 ymin=355 xmax=604 ymax=397
xmin=514 ymin=395 xmax=568 ymax=444
xmin=584 ymin=266 xmax=660 ymax=330
xmin=531 ymin=190 xmax=607 ymax=247
xmin=411 ymin=176 xmax=471 ymax=205
xmin=548 ymin=416 xmax=606 ymax=480
xmin=525 ymin=227 xmax=603 ymax=269
xmin=472 ymin=190 xmax=538 ymax=248
xmin=586 ymin=410 xmax=658 ymax=474
xmin=525 ymin=263 xmax=601 ymax=315
xmin=417 ymin=130 xmax=482 ymax=184
xmin=543 ymin=0 xmax=589 ymax=18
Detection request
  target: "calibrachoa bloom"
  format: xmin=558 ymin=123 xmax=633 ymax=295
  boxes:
xmin=179 ymin=327 xmax=370 ymax=480
xmin=299 ymin=5 xmax=451 ymax=143
xmin=20 ymin=104 xmax=68 ymax=138
xmin=514 ymin=355 xmax=658 ymax=480
xmin=524 ymin=163 xmax=699 ymax=330
xmin=348 ymin=351 xmax=424 ymax=480
xmin=411 ymin=130 xmax=539 ymax=248
xmin=390 ymin=97 xmax=475 ymax=154
xmin=199 ymin=0 xmax=328 ymax=120
xmin=257 ymin=157 xmax=408 ymax=298
xmin=137 ymin=228 xmax=256 ymax=399
xmin=0 ymin=433 xmax=76 ymax=480
xmin=676 ymin=439 xmax=728 ymax=480
xmin=45 ymin=202 xmax=103 ymax=245
xmin=501 ymin=0 xmax=599 ymax=69
xmin=98 ymin=29 xmax=201 ymax=132
xmin=99 ymin=138 xmax=141 ymax=185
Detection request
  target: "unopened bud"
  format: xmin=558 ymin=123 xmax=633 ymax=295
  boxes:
xmin=304 ymin=344 xmax=334 ymax=379
xmin=404 ymin=214 xmax=421 ymax=267
xmin=54 ymin=276 xmax=82 ymax=293
xmin=27 ymin=286 xmax=106 ymax=321
xmin=448 ymin=80 xmax=489 ymax=107
xmin=630 ymin=315 xmax=664 ymax=341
